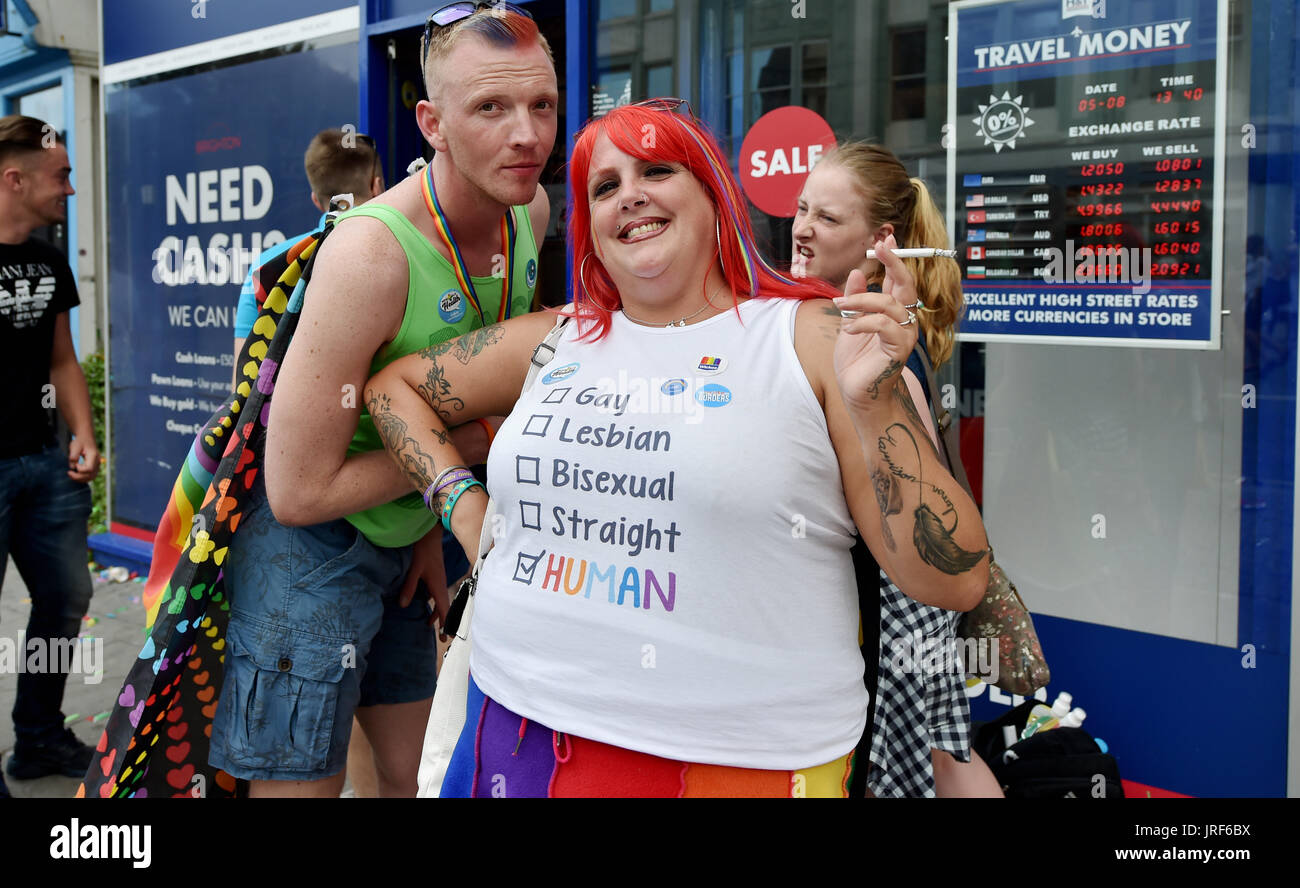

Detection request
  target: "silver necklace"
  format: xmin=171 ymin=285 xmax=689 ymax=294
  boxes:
xmin=621 ymin=282 xmax=728 ymax=328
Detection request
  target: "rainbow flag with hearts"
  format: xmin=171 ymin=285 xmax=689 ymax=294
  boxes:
xmin=78 ymin=228 xmax=328 ymax=799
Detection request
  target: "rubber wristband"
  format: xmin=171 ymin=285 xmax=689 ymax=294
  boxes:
xmin=440 ymin=478 xmax=477 ymax=523
xmin=424 ymin=470 xmax=470 ymax=510
xmin=433 ymin=469 xmax=475 ymax=497
xmin=426 ymin=465 xmax=473 ymax=507
xmin=441 ymin=479 xmax=486 ymax=532
xmin=476 ymin=418 xmax=495 ymax=448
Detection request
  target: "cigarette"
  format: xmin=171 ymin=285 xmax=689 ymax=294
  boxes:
xmin=865 ymin=248 xmax=957 ymax=258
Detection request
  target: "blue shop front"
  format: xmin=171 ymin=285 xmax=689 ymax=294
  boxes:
xmin=97 ymin=0 xmax=1300 ymax=797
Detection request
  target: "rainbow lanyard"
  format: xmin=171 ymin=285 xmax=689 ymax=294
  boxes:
xmin=421 ymin=162 xmax=517 ymax=325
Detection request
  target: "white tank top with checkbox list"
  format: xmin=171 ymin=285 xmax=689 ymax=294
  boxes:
xmin=469 ymin=297 xmax=867 ymax=769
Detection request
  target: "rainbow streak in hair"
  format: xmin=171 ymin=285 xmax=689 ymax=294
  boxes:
xmin=675 ymin=123 xmax=805 ymax=296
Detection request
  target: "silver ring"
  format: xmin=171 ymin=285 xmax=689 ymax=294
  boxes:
xmin=839 ymin=310 xmax=862 ymax=319
xmin=900 ymin=310 xmax=917 ymax=327
xmin=905 ymin=299 xmax=923 ymax=309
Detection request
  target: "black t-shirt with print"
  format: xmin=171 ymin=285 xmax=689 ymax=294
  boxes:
xmin=0 ymin=237 xmax=80 ymax=459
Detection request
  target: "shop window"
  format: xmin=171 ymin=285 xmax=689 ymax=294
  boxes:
xmin=890 ymin=26 xmax=926 ymax=120
xmin=646 ymin=64 xmax=673 ymax=100
xmin=649 ymin=0 xmax=675 ymax=11
xmin=751 ymin=44 xmax=792 ymax=121
xmin=801 ymin=40 xmax=828 ymax=120
xmin=597 ymin=0 xmax=637 ymax=21
xmin=592 ymin=67 xmax=632 ymax=117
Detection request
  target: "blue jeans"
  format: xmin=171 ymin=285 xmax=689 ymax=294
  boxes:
xmin=210 ymin=473 xmax=441 ymax=781
xmin=0 ymin=446 xmax=93 ymax=745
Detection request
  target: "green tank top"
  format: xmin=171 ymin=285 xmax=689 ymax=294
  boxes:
xmin=336 ymin=201 xmax=539 ymax=548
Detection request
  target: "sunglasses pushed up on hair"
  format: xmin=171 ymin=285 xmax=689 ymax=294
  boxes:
xmin=421 ymin=2 xmax=535 ymax=71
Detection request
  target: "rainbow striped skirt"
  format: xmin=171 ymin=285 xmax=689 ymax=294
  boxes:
xmin=440 ymin=676 xmax=855 ymax=798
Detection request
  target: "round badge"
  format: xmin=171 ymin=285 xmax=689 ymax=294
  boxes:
xmin=525 ymin=258 xmax=538 ymax=289
xmin=542 ymin=362 xmax=580 ymax=384
xmin=695 ymin=383 xmax=733 ymax=408
xmin=660 ymin=378 xmax=688 ymax=396
xmin=438 ymin=289 xmax=466 ymax=324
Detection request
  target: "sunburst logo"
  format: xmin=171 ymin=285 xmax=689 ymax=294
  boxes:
xmin=973 ymin=92 xmax=1034 ymax=152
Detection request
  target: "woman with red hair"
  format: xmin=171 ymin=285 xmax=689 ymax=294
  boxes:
xmin=365 ymin=101 xmax=990 ymax=797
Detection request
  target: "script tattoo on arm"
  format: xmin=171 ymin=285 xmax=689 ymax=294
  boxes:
xmin=866 ymin=359 xmax=904 ymax=401
xmin=877 ymin=422 xmax=988 ymax=575
xmin=892 ymin=381 xmax=942 ymax=461
xmin=367 ymin=390 xmax=440 ymax=488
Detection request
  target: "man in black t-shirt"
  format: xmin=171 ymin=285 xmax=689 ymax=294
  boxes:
xmin=0 ymin=115 xmax=102 ymax=792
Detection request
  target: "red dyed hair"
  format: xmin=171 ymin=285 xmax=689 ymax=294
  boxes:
xmin=566 ymin=103 xmax=840 ymax=340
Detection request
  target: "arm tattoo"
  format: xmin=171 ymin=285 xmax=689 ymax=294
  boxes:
xmin=820 ymin=306 xmax=843 ymax=343
xmin=866 ymin=359 xmax=904 ymax=401
xmin=892 ymin=382 xmax=941 ymax=461
xmin=418 ymin=324 xmax=506 ymax=365
xmin=870 ymin=468 xmax=903 ymax=552
xmin=413 ymin=324 xmax=505 ymax=421
xmin=416 ymin=360 xmax=465 ymax=424
xmin=877 ymin=421 xmax=988 ymax=575
xmin=367 ymin=390 xmax=440 ymax=487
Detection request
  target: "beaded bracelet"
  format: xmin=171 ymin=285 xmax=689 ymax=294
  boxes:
xmin=440 ymin=478 xmax=486 ymax=532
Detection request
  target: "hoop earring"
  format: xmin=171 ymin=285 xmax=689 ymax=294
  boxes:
xmin=715 ymin=219 xmax=726 ymax=276
xmin=579 ymin=253 xmax=599 ymax=298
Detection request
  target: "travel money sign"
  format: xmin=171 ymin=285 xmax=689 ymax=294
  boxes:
xmin=948 ymin=0 xmax=1226 ymax=348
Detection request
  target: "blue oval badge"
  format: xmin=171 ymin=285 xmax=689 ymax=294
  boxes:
xmin=438 ymin=288 xmax=466 ymax=324
xmin=660 ymin=378 xmax=687 ymax=396
xmin=525 ymin=258 xmax=538 ymax=289
xmin=542 ymin=362 xmax=580 ymax=384
xmin=695 ymin=383 xmax=732 ymax=408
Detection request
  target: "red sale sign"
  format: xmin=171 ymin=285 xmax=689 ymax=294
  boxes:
xmin=739 ymin=106 xmax=837 ymax=218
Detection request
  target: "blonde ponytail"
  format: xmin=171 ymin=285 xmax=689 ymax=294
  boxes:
xmin=819 ymin=142 xmax=964 ymax=369
xmin=906 ymin=178 xmax=962 ymax=369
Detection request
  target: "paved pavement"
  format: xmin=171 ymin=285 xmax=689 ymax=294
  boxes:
xmin=1 ymin=562 xmax=142 ymax=798
xmin=2 ymin=561 xmax=370 ymax=799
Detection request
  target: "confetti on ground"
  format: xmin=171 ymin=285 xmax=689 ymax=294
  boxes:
xmin=91 ymin=711 xmax=111 ymax=724
xmin=64 ymin=714 xmax=82 ymax=725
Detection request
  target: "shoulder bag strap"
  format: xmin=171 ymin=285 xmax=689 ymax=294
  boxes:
xmin=912 ymin=344 xmax=975 ymax=503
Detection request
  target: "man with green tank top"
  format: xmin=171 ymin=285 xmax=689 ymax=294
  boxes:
xmin=208 ymin=5 xmax=557 ymax=798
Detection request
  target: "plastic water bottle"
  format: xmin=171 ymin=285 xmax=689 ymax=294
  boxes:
xmin=1060 ymin=707 xmax=1087 ymax=729
xmin=1021 ymin=693 xmax=1073 ymax=739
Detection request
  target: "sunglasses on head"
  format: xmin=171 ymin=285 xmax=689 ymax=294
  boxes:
xmin=421 ymin=2 xmax=535 ymax=71
xmin=630 ymin=97 xmax=694 ymax=118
